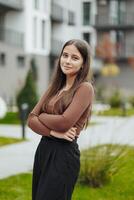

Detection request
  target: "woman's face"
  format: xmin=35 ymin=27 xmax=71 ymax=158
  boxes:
xmin=60 ymin=44 xmax=83 ymax=77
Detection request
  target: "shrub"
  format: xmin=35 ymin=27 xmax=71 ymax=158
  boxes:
xmin=79 ymin=144 xmax=128 ymax=188
xmin=16 ymin=58 xmax=38 ymax=118
xmin=108 ymin=91 xmax=122 ymax=108
xmin=129 ymin=96 xmax=134 ymax=108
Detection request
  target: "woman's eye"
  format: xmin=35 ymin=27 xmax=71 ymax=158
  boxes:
xmin=63 ymin=54 xmax=68 ymax=58
xmin=72 ymin=57 xmax=78 ymax=60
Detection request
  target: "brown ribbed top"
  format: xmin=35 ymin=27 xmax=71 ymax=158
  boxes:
xmin=27 ymin=82 xmax=94 ymax=137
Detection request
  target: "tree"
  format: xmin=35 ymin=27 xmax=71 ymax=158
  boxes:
xmin=16 ymin=59 xmax=38 ymax=118
xmin=30 ymin=57 xmax=38 ymax=81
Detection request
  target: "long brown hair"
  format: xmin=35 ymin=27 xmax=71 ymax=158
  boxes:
xmin=42 ymin=39 xmax=93 ymax=128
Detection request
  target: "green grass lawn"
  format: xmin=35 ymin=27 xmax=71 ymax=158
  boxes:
xmin=97 ymin=108 xmax=134 ymax=117
xmin=0 ymin=112 xmax=20 ymax=124
xmin=0 ymin=146 xmax=134 ymax=200
xmin=0 ymin=136 xmax=26 ymax=147
xmin=0 ymin=173 xmax=32 ymax=200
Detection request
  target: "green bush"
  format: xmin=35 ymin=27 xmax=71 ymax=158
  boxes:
xmin=129 ymin=96 xmax=134 ymax=108
xmin=108 ymin=91 xmax=122 ymax=108
xmin=16 ymin=58 xmax=38 ymax=118
xmin=79 ymin=144 xmax=128 ymax=188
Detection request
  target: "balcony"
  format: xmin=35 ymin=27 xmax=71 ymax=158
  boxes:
xmin=0 ymin=26 xmax=24 ymax=48
xmin=68 ymin=10 xmax=75 ymax=26
xmin=94 ymin=13 xmax=134 ymax=30
xmin=0 ymin=0 xmax=23 ymax=12
xmin=117 ymin=45 xmax=134 ymax=60
xmin=96 ymin=45 xmax=134 ymax=61
xmin=51 ymin=38 xmax=64 ymax=56
xmin=51 ymin=2 xmax=64 ymax=23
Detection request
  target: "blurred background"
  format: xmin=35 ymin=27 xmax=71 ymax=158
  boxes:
xmin=0 ymin=0 xmax=134 ymax=110
xmin=0 ymin=1 xmax=134 ymax=200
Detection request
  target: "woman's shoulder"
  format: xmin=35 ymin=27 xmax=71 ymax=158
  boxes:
xmin=72 ymin=82 xmax=94 ymax=101
xmin=77 ymin=81 xmax=94 ymax=94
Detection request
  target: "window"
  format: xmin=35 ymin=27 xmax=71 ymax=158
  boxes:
xmin=33 ymin=17 xmax=37 ymax=48
xmin=68 ymin=11 xmax=75 ymax=25
xmin=109 ymin=0 xmax=118 ymax=24
xmin=17 ymin=56 xmax=25 ymax=67
xmin=119 ymin=0 xmax=126 ymax=24
xmin=0 ymin=53 xmax=6 ymax=66
xmin=109 ymin=0 xmax=126 ymax=24
xmin=110 ymin=30 xmax=125 ymax=57
xmin=83 ymin=2 xmax=91 ymax=25
xmin=116 ymin=31 xmax=125 ymax=56
xmin=83 ymin=33 xmax=91 ymax=44
xmin=34 ymin=0 xmax=39 ymax=9
xmin=0 ymin=15 xmax=5 ymax=27
xmin=41 ymin=20 xmax=45 ymax=49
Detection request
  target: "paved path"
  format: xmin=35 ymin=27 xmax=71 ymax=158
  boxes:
xmin=79 ymin=116 xmax=134 ymax=148
xmin=0 ymin=126 xmax=40 ymax=179
xmin=0 ymin=116 xmax=134 ymax=179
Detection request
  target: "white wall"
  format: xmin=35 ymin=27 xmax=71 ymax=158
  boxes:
xmin=80 ymin=0 xmax=97 ymax=53
xmin=3 ymin=0 xmax=97 ymax=56
xmin=24 ymin=0 xmax=51 ymax=55
xmin=51 ymin=0 xmax=81 ymax=43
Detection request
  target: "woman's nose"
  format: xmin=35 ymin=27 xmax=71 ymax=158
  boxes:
xmin=66 ymin=56 xmax=71 ymax=63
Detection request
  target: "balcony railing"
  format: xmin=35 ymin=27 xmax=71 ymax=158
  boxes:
xmin=51 ymin=2 xmax=64 ymax=23
xmin=0 ymin=26 xmax=24 ymax=48
xmin=68 ymin=10 xmax=75 ymax=25
xmin=0 ymin=0 xmax=23 ymax=11
xmin=51 ymin=38 xmax=64 ymax=56
xmin=95 ymin=13 xmax=134 ymax=28
xmin=117 ymin=42 xmax=134 ymax=58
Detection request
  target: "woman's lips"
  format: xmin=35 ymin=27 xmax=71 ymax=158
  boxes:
xmin=64 ymin=66 xmax=72 ymax=69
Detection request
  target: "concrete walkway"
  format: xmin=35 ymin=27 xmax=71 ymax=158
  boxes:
xmin=0 ymin=126 xmax=40 ymax=179
xmin=0 ymin=115 xmax=134 ymax=179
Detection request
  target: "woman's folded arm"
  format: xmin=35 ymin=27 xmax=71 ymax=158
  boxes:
xmin=27 ymin=89 xmax=51 ymax=136
xmin=27 ymin=113 xmax=51 ymax=136
xmin=38 ymin=83 xmax=94 ymax=132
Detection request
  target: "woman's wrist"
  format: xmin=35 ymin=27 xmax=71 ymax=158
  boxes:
xmin=30 ymin=112 xmax=39 ymax=117
xmin=50 ymin=130 xmax=63 ymax=139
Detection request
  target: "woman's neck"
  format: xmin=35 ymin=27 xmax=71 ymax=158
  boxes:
xmin=64 ymin=75 xmax=76 ymax=90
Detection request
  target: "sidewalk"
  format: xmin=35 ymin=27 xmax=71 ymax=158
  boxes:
xmin=0 ymin=116 xmax=134 ymax=179
xmin=79 ymin=115 xmax=134 ymax=148
xmin=0 ymin=125 xmax=40 ymax=179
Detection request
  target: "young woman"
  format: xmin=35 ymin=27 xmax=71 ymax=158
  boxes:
xmin=27 ymin=39 xmax=94 ymax=200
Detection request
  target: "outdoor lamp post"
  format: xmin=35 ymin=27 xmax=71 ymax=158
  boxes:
xmin=121 ymin=99 xmax=127 ymax=117
xmin=20 ymin=103 xmax=29 ymax=139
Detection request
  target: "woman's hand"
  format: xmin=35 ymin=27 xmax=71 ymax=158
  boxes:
xmin=50 ymin=127 xmax=77 ymax=142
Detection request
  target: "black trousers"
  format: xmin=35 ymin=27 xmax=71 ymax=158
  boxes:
xmin=32 ymin=136 xmax=80 ymax=200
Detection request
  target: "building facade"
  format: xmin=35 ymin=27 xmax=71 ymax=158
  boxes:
xmin=0 ymin=0 xmax=96 ymax=105
xmin=94 ymin=0 xmax=134 ymax=94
